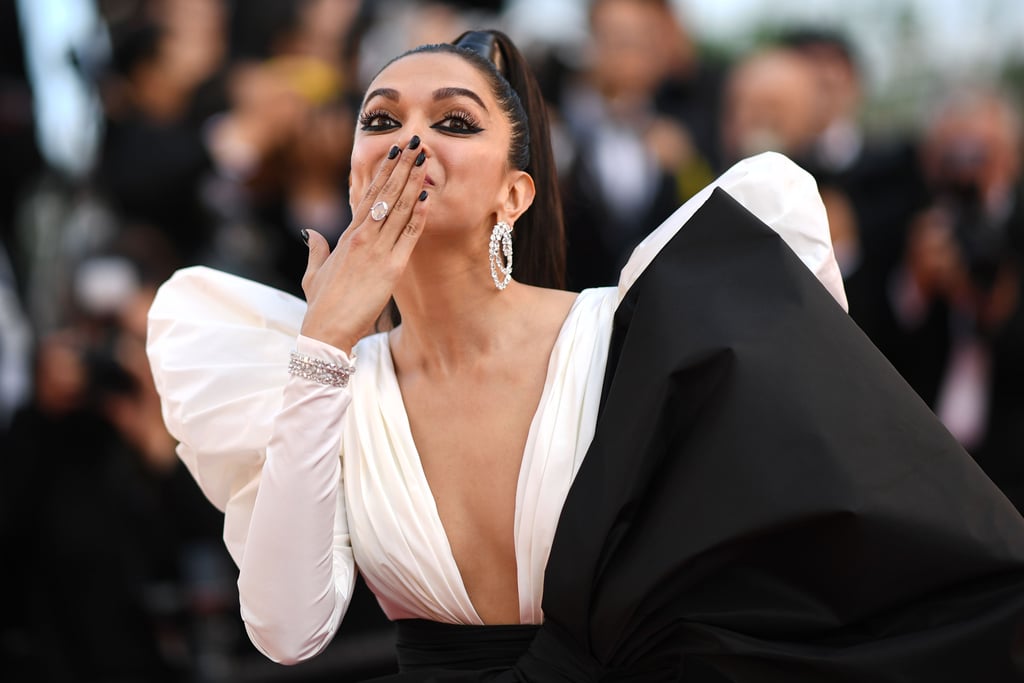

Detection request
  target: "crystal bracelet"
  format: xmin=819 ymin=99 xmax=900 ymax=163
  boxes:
xmin=288 ymin=350 xmax=356 ymax=388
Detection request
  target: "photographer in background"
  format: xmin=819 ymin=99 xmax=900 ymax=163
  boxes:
xmin=887 ymin=86 xmax=1024 ymax=513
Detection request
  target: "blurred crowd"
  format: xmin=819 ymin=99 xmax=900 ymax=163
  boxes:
xmin=1 ymin=0 xmax=1022 ymax=681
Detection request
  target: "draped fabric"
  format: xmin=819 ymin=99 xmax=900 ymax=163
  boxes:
xmin=517 ymin=188 xmax=1024 ymax=681
xmin=394 ymin=620 xmax=540 ymax=673
xmin=370 ymin=189 xmax=1024 ymax=682
xmin=148 ymin=267 xmax=615 ymax=636
xmin=343 ymin=289 xmax=614 ymax=625
xmin=149 ymin=151 xmax=1024 ymax=679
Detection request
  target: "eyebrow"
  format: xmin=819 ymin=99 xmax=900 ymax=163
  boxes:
xmin=363 ymin=87 xmax=399 ymax=105
xmin=432 ymin=87 xmax=488 ymax=111
xmin=362 ymin=86 xmax=488 ymax=112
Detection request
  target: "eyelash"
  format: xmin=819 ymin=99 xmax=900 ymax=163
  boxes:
xmin=357 ymin=109 xmax=484 ymax=135
xmin=358 ymin=109 xmax=397 ymax=131
xmin=436 ymin=110 xmax=483 ymax=134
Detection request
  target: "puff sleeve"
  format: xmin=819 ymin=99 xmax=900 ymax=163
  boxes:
xmin=147 ymin=266 xmax=356 ymax=664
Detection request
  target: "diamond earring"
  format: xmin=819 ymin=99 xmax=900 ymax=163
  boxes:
xmin=489 ymin=221 xmax=513 ymax=290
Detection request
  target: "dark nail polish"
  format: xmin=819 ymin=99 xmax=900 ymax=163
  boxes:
xmin=414 ymin=150 xmax=426 ymax=166
xmin=408 ymin=135 xmax=421 ymax=150
xmin=387 ymin=145 xmax=400 ymax=160
xmin=300 ymin=228 xmax=309 ymax=245
xmin=418 ymin=190 xmax=428 ymax=201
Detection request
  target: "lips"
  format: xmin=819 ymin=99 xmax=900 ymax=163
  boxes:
xmin=424 ymin=175 xmax=436 ymax=186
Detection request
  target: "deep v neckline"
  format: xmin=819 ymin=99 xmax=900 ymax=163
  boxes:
xmin=379 ymin=293 xmax=584 ymax=624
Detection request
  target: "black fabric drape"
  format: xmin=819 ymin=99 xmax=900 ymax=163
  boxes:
xmin=368 ymin=188 xmax=1024 ymax=681
xmin=528 ymin=187 xmax=1024 ymax=681
xmin=395 ymin=620 xmax=540 ymax=673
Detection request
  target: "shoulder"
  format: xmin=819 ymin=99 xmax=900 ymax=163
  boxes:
xmin=515 ymin=285 xmax=613 ymax=330
xmin=537 ymin=286 xmax=582 ymax=313
xmin=509 ymin=286 xmax=617 ymax=358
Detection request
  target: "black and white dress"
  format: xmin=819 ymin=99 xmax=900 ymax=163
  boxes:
xmin=148 ymin=153 xmax=1024 ymax=681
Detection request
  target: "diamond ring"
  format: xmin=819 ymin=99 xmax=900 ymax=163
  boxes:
xmin=370 ymin=200 xmax=389 ymax=221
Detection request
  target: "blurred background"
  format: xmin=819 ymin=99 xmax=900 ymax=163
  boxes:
xmin=1 ymin=0 xmax=1022 ymax=681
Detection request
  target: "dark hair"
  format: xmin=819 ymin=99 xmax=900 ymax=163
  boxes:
xmin=379 ymin=30 xmax=566 ymax=291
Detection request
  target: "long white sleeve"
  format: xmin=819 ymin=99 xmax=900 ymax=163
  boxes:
xmin=238 ymin=334 xmax=355 ymax=664
xmin=147 ymin=267 xmax=356 ymax=664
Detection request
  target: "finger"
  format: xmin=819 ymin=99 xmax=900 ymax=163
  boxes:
xmin=300 ymin=228 xmax=330 ymax=296
xmin=351 ymin=143 xmax=404 ymax=223
xmin=359 ymin=135 xmax=425 ymax=227
xmin=352 ymin=136 xmax=418 ymax=224
xmin=380 ymin=147 xmax=429 ymax=244
xmin=389 ymin=188 xmax=430 ymax=261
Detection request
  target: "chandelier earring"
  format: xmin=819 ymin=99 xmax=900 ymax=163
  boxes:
xmin=489 ymin=221 xmax=514 ymax=290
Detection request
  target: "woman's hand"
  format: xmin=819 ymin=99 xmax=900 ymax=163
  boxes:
xmin=300 ymin=137 xmax=430 ymax=353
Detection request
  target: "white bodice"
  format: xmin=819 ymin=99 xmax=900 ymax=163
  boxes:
xmin=342 ymin=289 xmax=615 ymax=624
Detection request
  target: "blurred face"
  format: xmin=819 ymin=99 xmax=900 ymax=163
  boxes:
xmin=808 ymin=48 xmax=860 ymax=123
xmin=285 ymin=0 xmax=362 ymax=66
xmin=723 ymin=51 xmax=823 ymax=161
xmin=351 ymin=52 xmax=517 ymax=238
xmin=590 ymin=0 xmax=670 ymax=100
xmin=926 ymin=97 xmax=1022 ymax=199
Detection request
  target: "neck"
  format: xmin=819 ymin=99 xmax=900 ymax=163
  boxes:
xmin=389 ymin=237 xmax=522 ymax=375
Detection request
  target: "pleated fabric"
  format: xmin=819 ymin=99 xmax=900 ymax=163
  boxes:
xmin=344 ymin=289 xmax=614 ymax=625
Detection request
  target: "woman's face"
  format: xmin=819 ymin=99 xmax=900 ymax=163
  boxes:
xmin=351 ymin=52 xmax=517 ymax=238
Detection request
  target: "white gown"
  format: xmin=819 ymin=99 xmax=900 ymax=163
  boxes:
xmin=146 ymin=152 xmax=846 ymax=664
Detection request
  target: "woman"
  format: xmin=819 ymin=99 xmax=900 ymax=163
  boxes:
xmin=149 ymin=31 xmax=1024 ymax=680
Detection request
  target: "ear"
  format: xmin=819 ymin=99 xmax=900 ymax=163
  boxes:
xmin=498 ymin=170 xmax=536 ymax=225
